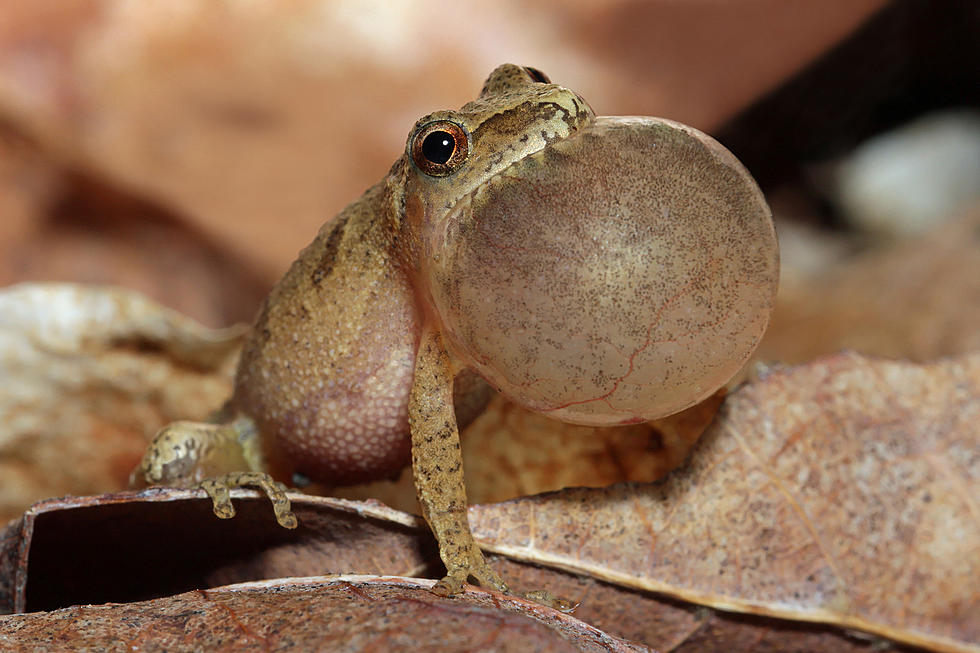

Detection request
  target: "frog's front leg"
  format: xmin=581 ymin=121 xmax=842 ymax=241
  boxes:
xmin=196 ymin=471 xmax=297 ymax=529
xmin=409 ymin=325 xmax=508 ymax=597
xmin=131 ymin=414 xmax=297 ymax=529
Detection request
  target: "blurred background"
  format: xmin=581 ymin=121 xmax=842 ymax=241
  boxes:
xmin=0 ymin=0 xmax=974 ymax=337
xmin=0 ymin=0 xmax=978 ymax=519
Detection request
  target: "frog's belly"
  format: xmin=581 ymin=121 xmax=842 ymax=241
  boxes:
xmin=232 ymin=297 xmax=418 ymax=485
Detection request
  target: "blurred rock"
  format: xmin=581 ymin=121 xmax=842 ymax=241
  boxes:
xmin=834 ymin=110 xmax=980 ymax=237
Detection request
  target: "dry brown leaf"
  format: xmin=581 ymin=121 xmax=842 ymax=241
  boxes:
xmin=0 ymin=491 xmax=428 ymax=614
xmin=0 ymin=575 xmax=646 ymax=652
xmin=761 ymin=207 xmax=980 ymax=363
xmin=462 ymin=391 xmax=725 ymax=505
xmin=0 ymin=283 xmax=244 ymax=523
xmin=489 ymin=559 xmax=909 ymax=653
xmin=0 ymin=492 xmax=904 ymax=652
xmin=469 ymin=351 xmax=980 ymax=653
xmin=1 ymin=284 xmax=976 ymax=651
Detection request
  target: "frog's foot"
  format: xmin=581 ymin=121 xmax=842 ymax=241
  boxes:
xmin=432 ymin=545 xmax=578 ymax=612
xmin=433 ymin=547 xmax=508 ymax=597
xmin=433 ymin=555 xmax=576 ymax=613
xmin=196 ymin=471 xmax=298 ymax=529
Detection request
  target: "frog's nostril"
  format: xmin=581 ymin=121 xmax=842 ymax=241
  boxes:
xmin=523 ymin=66 xmax=551 ymax=84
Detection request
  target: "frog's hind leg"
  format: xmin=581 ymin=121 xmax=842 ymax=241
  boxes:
xmin=131 ymin=414 xmax=298 ymax=529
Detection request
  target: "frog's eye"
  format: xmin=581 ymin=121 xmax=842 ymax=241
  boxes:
xmin=411 ymin=121 xmax=469 ymax=177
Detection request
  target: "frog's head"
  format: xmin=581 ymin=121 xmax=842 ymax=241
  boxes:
xmin=388 ymin=64 xmax=594 ymax=249
xmin=407 ymin=64 xmax=593 ymax=184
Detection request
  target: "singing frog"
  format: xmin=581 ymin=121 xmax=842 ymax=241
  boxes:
xmin=133 ymin=64 xmax=779 ymax=605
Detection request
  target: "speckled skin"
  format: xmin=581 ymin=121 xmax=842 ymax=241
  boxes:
xmin=429 ymin=118 xmax=777 ymax=425
xmin=230 ymin=182 xmax=420 ymax=485
xmin=133 ymin=64 xmax=778 ymax=602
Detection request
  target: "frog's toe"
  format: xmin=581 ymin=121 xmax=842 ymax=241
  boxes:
xmin=194 ymin=471 xmax=298 ymax=529
xmin=521 ymin=589 xmax=578 ymax=613
xmin=432 ymin=573 xmax=466 ymax=597
xmin=273 ymin=496 xmax=299 ymax=529
xmin=196 ymin=477 xmax=236 ymax=519
xmin=432 ymin=553 xmax=510 ymax=597
xmin=468 ymin=563 xmax=509 ymax=594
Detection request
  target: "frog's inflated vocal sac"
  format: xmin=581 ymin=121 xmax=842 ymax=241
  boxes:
xmin=134 ymin=64 xmax=779 ymax=604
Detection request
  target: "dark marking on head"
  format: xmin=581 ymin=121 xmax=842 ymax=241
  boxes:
xmin=471 ymin=102 xmax=573 ymax=143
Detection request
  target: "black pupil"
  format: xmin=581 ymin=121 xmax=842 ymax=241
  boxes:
xmin=422 ymin=131 xmax=456 ymax=164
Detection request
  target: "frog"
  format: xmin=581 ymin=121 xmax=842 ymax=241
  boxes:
xmin=133 ymin=63 xmax=779 ymax=606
